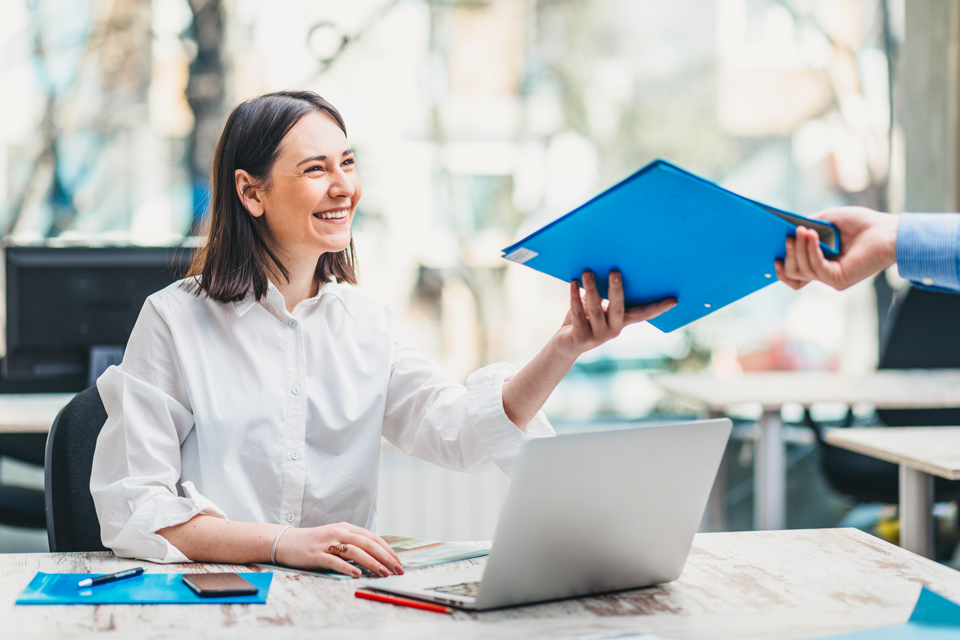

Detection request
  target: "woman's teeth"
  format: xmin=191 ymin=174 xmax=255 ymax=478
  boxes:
xmin=316 ymin=210 xmax=348 ymax=219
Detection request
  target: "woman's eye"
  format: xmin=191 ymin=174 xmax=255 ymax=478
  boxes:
xmin=305 ymin=166 xmax=323 ymax=174
xmin=342 ymin=158 xmax=355 ymax=167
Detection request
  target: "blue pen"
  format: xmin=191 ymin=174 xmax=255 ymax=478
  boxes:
xmin=77 ymin=567 xmax=145 ymax=588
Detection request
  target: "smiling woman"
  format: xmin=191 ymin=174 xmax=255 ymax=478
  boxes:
xmin=187 ymin=92 xmax=360 ymax=306
xmin=88 ymin=90 xmax=676 ymax=578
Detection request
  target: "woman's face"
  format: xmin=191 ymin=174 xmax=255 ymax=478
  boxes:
xmin=241 ymin=110 xmax=361 ymax=261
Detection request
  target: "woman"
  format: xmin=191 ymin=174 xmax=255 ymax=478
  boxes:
xmin=90 ymin=91 xmax=676 ymax=578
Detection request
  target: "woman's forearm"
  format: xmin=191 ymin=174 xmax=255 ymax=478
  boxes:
xmin=501 ymin=334 xmax=578 ymax=430
xmin=158 ymin=515 xmax=285 ymax=563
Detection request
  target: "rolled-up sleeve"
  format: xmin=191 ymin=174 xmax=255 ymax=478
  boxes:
xmin=380 ymin=314 xmax=554 ymax=476
xmin=897 ymin=213 xmax=960 ymax=292
xmin=91 ymin=298 xmax=227 ymax=563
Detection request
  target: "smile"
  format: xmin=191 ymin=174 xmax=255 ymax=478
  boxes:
xmin=313 ymin=209 xmax=350 ymax=220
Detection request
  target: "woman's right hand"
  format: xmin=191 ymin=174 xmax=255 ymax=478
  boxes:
xmin=274 ymin=522 xmax=404 ymax=577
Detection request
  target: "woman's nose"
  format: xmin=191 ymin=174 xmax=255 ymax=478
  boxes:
xmin=328 ymin=168 xmax=355 ymax=198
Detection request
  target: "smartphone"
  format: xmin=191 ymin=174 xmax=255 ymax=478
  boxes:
xmin=182 ymin=572 xmax=259 ymax=597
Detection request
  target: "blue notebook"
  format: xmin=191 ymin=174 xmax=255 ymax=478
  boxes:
xmin=501 ymin=159 xmax=841 ymax=332
xmin=16 ymin=572 xmax=273 ymax=605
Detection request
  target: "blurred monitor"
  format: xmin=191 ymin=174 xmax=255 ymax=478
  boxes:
xmin=2 ymin=244 xmax=196 ymax=393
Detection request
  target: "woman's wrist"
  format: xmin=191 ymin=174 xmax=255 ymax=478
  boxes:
xmin=549 ymin=330 xmax=585 ymax=364
xmin=271 ymin=525 xmax=292 ymax=565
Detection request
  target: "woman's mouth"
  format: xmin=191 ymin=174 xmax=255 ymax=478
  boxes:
xmin=313 ymin=208 xmax=350 ymax=221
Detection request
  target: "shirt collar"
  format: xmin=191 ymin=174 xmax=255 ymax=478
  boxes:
xmin=232 ymin=277 xmax=353 ymax=319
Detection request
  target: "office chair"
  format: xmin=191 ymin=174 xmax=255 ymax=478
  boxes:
xmin=44 ymin=386 xmax=109 ymax=552
xmin=807 ymin=283 xmax=960 ymax=504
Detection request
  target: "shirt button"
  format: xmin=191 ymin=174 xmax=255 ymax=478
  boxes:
xmin=286 ymin=514 xmax=295 ymax=523
xmin=288 ymin=319 xmax=297 ymax=328
xmin=922 ymin=277 xmax=934 ymax=286
xmin=290 ymin=450 xmax=300 ymax=460
xmin=291 ymin=385 xmax=300 ymax=395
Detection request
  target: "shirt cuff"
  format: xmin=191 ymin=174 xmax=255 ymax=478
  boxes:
xmin=897 ymin=213 xmax=960 ymax=291
xmin=106 ymin=482 xmax=227 ymax=563
xmin=466 ymin=362 xmax=555 ymax=477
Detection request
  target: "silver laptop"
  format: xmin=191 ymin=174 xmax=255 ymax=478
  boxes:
xmin=363 ymin=418 xmax=731 ymax=610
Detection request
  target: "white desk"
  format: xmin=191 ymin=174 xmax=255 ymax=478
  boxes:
xmin=0 ymin=394 xmax=74 ymax=434
xmin=651 ymin=370 xmax=960 ymax=531
xmin=826 ymin=426 xmax=960 ymax=559
xmin=2 ymin=529 xmax=958 ymax=639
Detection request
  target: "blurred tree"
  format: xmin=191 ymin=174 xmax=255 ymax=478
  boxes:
xmin=10 ymin=0 xmax=152 ymax=238
xmin=184 ymin=0 xmax=226 ymax=234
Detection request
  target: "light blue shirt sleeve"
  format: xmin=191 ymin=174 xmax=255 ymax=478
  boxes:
xmin=896 ymin=212 xmax=960 ymax=292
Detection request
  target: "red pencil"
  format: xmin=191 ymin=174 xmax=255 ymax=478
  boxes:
xmin=355 ymin=589 xmax=453 ymax=614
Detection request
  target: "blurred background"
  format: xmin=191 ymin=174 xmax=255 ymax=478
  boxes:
xmin=3 ymin=0 xmax=958 ymax=552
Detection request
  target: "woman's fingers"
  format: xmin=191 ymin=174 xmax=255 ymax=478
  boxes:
xmin=623 ymin=298 xmax=677 ymax=325
xmin=319 ymin=554 xmax=364 ymax=578
xmin=606 ymin=270 xmax=625 ymax=333
xmin=336 ymin=540 xmax=395 ymax=577
xmin=347 ymin=524 xmax=402 ymax=567
xmin=342 ymin=532 xmax=403 ymax=575
xmin=569 ymin=279 xmax=589 ymax=333
xmin=581 ymin=272 xmax=608 ymax=336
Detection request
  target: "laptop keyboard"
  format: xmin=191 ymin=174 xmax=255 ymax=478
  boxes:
xmin=429 ymin=581 xmax=480 ymax=598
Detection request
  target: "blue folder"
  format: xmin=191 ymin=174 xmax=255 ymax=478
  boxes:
xmin=501 ymin=159 xmax=840 ymax=332
xmin=16 ymin=572 xmax=272 ymax=605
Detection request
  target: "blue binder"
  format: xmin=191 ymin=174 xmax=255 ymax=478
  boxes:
xmin=501 ymin=159 xmax=840 ymax=332
xmin=16 ymin=572 xmax=273 ymax=605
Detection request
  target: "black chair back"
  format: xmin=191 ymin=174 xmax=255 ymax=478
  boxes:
xmin=44 ymin=386 xmax=109 ymax=552
xmin=810 ymin=282 xmax=960 ymax=510
xmin=877 ymin=285 xmax=960 ymax=426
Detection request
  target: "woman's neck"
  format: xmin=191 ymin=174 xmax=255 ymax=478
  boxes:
xmin=269 ymin=253 xmax=321 ymax=313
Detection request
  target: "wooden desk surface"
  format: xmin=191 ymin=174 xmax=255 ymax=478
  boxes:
xmin=826 ymin=427 xmax=960 ymax=480
xmin=3 ymin=529 xmax=958 ymax=639
xmin=651 ymin=370 xmax=960 ymax=411
xmin=0 ymin=394 xmax=74 ymax=434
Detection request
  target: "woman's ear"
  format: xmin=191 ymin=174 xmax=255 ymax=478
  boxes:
xmin=235 ymin=170 xmax=265 ymax=217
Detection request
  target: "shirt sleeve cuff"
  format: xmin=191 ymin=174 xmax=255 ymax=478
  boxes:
xmin=897 ymin=213 xmax=960 ymax=291
xmin=466 ymin=362 xmax=555 ymax=477
xmin=106 ymin=482 xmax=227 ymax=564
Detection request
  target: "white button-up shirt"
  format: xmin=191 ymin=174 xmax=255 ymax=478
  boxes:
xmin=90 ymin=277 xmax=553 ymax=563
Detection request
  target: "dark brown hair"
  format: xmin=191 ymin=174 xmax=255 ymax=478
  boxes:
xmin=186 ymin=90 xmax=358 ymax=303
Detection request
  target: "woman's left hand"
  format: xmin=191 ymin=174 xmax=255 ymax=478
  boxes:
xmin=501 ymin=270 xmax=676 ymax=430
xmin=554 ymin=270 xmax=677 ymax=360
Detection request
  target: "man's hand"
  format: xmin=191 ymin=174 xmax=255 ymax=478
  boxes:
xmin=774 ymin=206 xmax=899 ymax=291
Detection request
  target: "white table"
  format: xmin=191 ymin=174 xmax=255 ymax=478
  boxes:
xmin=826 ymin=426 xmax=960 ymax=559
xmin=651 ymin=370 xmax=960 ymax=532
xmin=2 ymin=529 xmax=958 ymax=639
xmin=0 ymin=394 xmax=74 ymax=434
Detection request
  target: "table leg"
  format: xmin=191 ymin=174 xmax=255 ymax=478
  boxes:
xmin=899 ymin=465 xmax=934 ymax=558
xmin=754 ymin=410 xmax=786 ymax=530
